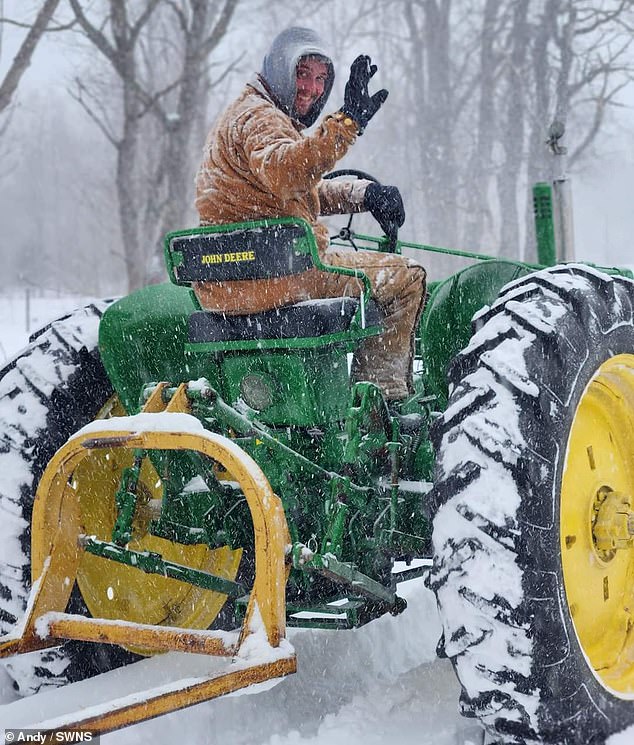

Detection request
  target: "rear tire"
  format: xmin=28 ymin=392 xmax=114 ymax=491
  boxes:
xmin=0 ymin=301 xmax=138 ymax=694
xmin=428 ymin=265 xmax=634 ymax=743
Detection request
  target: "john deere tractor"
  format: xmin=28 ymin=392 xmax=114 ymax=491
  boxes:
xmin=2 ymin=175 xmax=634 ymax=745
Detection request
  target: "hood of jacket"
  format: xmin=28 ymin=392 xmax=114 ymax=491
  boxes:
xmin=259 ymin=26 xmax=334 ymax=128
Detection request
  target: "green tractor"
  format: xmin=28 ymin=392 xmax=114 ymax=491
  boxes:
xmin=1 ymin=176 xmax=634 ymax=744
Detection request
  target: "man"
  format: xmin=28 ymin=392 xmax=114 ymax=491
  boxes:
xmin=195 ymin=26 xmax=426 ymax=404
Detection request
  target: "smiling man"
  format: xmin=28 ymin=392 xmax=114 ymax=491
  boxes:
xmin=194 ymin=27 xmax=426 ymax=405
xmin=294 ymin=56 xmax=329 ymax=116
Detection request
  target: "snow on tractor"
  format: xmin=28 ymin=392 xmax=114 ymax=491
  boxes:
xmin=2 ymin=173 xmax=634 ymax=745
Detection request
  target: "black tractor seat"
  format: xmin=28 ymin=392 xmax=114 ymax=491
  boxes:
xmin=188 ymin=296 xmax=383 ymax=344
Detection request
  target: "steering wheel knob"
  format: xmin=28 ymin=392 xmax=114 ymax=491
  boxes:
xmin=338 ymin=227 xmax=352 ymax=241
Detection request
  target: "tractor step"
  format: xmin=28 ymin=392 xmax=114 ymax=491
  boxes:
xmin=0 ymin=647 xmax=296 ymax=733
xmin=286 ymin=598 xmax=369 ymax=629
xmin=391 ymin=559 xmax=432 ymax=584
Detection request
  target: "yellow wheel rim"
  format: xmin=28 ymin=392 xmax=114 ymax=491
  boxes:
xmin=74 ymin=397 xmax=242 ymax=652
xmin=561 ymin=354 xmax=634 ymax=694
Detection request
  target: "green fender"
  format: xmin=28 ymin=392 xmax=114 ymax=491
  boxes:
xmin=99 ymin=283 xmax=200 ymax=414
xmin=419 ymin=260 xmax=534 ymax=409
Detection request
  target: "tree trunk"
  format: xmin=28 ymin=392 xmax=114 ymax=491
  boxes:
xmin=524 ymin=0 xmax=558 ymax=262
xmin=496 ymin=0 xmax=529 ymax=259
xmin=421 ymin=0 xmax=458 ymax=249
xmin=460 ymin=0 xmax=502 ymax=253
xmin=118 ymin=80 xmax=145 ymax=292
xmin=69 ymin=0 xmax=240 ymax=290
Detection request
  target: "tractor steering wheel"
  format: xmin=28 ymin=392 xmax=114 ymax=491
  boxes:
xmin=323 ymin=169 xmax=399 ymax=253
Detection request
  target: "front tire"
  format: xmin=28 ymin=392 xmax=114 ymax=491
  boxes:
xmin=1 ymin=302 xmax=243 ymax=692
xmin=428 ymin=265 xmax=634 ymax=744
xmin=0 ymin=301 xmax=136 ymax=693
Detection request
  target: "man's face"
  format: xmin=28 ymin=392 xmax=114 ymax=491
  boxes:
xmin=294 ymin=57 xmax=329 ymax=116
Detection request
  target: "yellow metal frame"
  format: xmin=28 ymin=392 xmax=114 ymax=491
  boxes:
xmin=561 ymin=353 xmax=634 ymax=695
xmin=0 ymin=401 xmax=295 ymax=732
xmin=70 ymin=390 xmax=242 ymax=648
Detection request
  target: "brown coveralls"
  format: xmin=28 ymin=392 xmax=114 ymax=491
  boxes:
xmin=194 ymin=83 xmax=426 ymax=400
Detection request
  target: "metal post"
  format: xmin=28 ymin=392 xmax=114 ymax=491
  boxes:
xmin=25 ymin=287 xmax=30 ymax=334
xmin=547 ymin=120 xmax=575 ymax=262
xmin=532 ymin=183 xmax=557 ymax=267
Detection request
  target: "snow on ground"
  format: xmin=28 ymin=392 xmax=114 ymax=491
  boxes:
xmin=0 ymin=292 xmax=98 ymax=366
xmin=0 ymin=572 xmax=471 ymax=744
xmin=99 ymin=576 xmax=471 ymax=745
xmin=1 ymin=293 xmax=634 ymax=744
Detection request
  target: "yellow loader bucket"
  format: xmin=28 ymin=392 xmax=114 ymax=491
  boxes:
xmin=0 ymin=409 xmax=295 ymax=733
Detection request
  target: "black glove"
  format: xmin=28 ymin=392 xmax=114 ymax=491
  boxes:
xmin=364 ymin=183 xmax=405 ymax=238
xmin=340 ymin=55 xmax=389 ymax=134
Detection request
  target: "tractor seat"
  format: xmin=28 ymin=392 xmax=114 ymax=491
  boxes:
xmin=188 ymin=297 xmax=383 ymax=344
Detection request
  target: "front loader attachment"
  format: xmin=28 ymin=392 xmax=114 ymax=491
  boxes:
xmin=0 ymin=408 xmax=295 ymax=733
xmin=1 ymin=647 xmax=295 ymax=733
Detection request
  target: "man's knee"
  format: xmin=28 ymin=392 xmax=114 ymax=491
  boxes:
xmin=410 ymin=263 xmax=426 ymax=286
xmin=391 ymin=256 xmax=426 ymax=291
xmin=398 ymin=262 xmax=426 ymax=299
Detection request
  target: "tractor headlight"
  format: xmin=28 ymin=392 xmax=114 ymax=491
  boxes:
xmin=240 ymin=373 xmax=275 ymax=411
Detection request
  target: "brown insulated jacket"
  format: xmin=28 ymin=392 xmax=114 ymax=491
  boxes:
xmin=196 ymin=82 xmax=366 ymax=252
xmin=194 ymin=83 xmax=372 ymax=312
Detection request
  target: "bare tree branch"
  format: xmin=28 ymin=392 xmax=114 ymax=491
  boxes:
xmin=569 ymin=76 xmax=632 ymax=163
xmin=68 ymin=78 xmax=119 ymax=146
xmin=575 ymin=0 xmax=632 ymax=35
xmin=205 ymin=53 xmax=245 ymax=90
xmin=68 ymin=0 xmax=118 ymax=66
xmin=0 ymin=15 xmax=76 ymax=32
xmin=0 ymin=0 xmax=63 ymax=115
xmin=199 ymin=0 xmax=241 ymax=60
xmin=130 ymin=0 xmax=163 ymax=46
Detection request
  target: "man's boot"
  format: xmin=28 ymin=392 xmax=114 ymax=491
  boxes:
xmin=387 ymin=400 xmax=426 ymax=435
